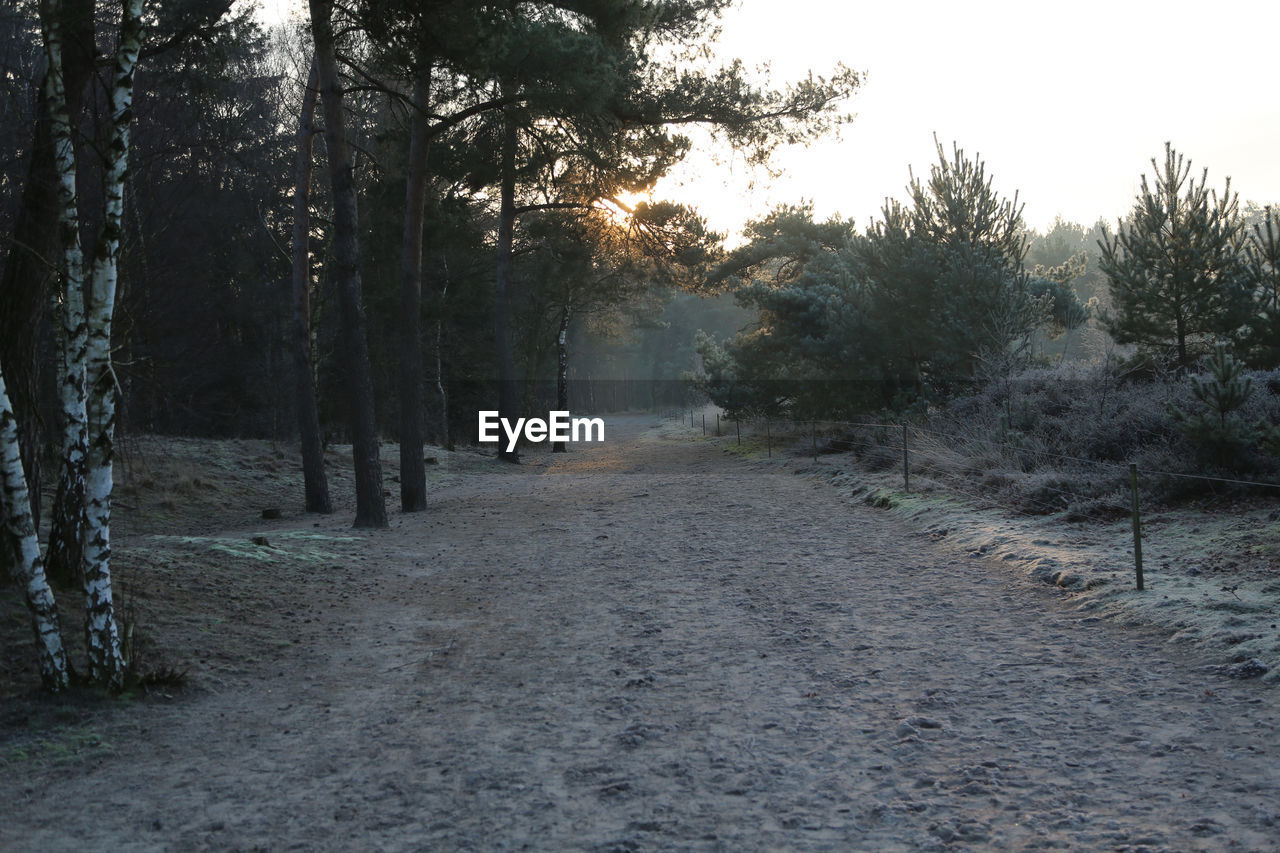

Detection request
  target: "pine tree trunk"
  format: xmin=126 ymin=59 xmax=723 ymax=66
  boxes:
xmin=290 ymin=59 xmax=333 ymax=515
xmin=1176 ymin=310 xmax=1188 ymax=371
xmin=398 ymin=66 xmax=431 ymax=512
xmin=552 ymin=305 xmax=571 ymax=453
xmin=79 ymin=0 xmax=143 ymax=690
xmin=434 ymin=277 xmax=449 ymax=449
xmin=494 ymin=112 xmax=520 ymax=463
xmin=310 ymin=0 xmax=387 ymax=528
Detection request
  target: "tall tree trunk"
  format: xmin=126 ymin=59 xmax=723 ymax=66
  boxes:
xmin=43 ymin=0 xmax=91 ymax=591
xmin=0 ymin=0 xmax=95 ymax=582
xmin=0 ymin=368 xmax=70 ymax=692
xmin=493 ymin=111 xmax=520 ymax=463
xmin=398 ymin=66 xmax=431 ymax=512
xmin=1175 ymin=309 xmax=1188 ymax=371
xmin=79 ymin=0 xmax=143 ymax=690
xmin=434 ymin=259 xmax=450 ymax=450
xmin=0 ymin=84 xmax=55 ymax=546
xmin=310 ymin=0 xmax=387 ymax=528
xmin=552 ymin=304 xmax=571 ymax=453
xmin=290 ymin=59 xmax=332 ymax=515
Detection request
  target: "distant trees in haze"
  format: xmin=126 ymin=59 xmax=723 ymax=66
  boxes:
xmin=695 ymin=141 xmax=1088 ymax=417
xmin=696 ymin=138 xmax=1280 ymax=422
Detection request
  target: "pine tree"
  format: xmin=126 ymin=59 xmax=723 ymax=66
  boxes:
xmin=1099 ymin=143 xmax=1252 ymax=370
xmin=1242 ymin=206 xmax=1280 ymax=368
xmin=289 ymin=58 xmax=333 ymax=515
xmin=1169 ymin=343 xmax=1258 ymax=469
xmin=862 ymin=140 xmax=1042 ymax=390
xmin=309 ymin=0 xmax=387 ymax=527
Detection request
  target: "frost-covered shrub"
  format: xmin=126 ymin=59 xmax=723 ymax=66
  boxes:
xmin=1168 ymin=345 xmax=1262 ymax=469
xmin=913 ymin=359 xmax=1280 ymax=509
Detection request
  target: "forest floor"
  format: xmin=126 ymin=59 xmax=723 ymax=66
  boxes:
xmin=1 ymin=414 xmax=1278 ymax=851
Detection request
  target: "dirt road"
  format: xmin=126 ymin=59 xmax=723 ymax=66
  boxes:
xmin=4 ymin=415 xmax=1278 ymax=851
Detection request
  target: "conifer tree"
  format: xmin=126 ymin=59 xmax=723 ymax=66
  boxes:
xmin=1099 ymin=143 xmax=1252 ymax=369
xmin=309 ymin=0 xmax=387 ymax=527
xmin=1170 ymin=343 xmax=1259 ymax=468
xmin=1242 ymin=206 xmax=1280 ymax=368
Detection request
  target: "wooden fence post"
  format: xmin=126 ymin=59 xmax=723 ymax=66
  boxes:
xmin=902 ymin=423 xmax=910 ymax=492
xmin=1129 ymin=462 xmax=1144 ymax=591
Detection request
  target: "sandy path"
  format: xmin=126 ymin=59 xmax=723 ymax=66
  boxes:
xmin=4 ymin=415 xmax=1278 ymax=851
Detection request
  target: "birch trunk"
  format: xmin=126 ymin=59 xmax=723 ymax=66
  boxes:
xmin=398 ymin=67 xmax=431 ymax=512
xmin=0 ymin=367 xmax=70 ymax=692
xmin=552 ymin=305 xmax=571 ymax=453
xmin=80 ymin=0 xmax=143 ymax=690
xmin=493 ymin=113 xmax=520 ymax=463
xmin=43 ymin=0 xmax=89 ymax=591
xmin=0 ymin=0 xmax=93 ymax=560
xmin=290 ymin=59 xmax=332 ymax=514
xmin=310 ymin=0 xmax=387 ymax=528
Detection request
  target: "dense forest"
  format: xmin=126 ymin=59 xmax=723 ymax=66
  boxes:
xmin=0 ymin=0 xmax=858 ymax=689
xmin=2 ymin=0 xmax=1278 ymax=694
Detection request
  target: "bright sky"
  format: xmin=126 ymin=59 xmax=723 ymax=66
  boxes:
xmin=657 ymin=0 xmax=1280 ymax=237
xmin=260 ymin=0 xmax=1280 ymax=238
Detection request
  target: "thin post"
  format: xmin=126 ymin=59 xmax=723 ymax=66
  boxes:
xmin=702 ymin=413 xmax=706 ymax=435
xmin=766 ymin=419 xmax=771 ymax=457
xmin=736 ymin=418 xmax=740 ymax=445
xmin=811 ymin=421 xmax=817 ymax=462
xmin=716 ymin=413 xmax=720 ymax=436
xmin=902 ymin=422 xmax=910 ymax=492
xmin=1129 ymin=462 xmax=1144 ymax=591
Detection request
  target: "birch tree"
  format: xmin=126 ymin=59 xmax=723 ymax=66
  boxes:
xmin=3 ymin=0 xmax=143 ymax=691
xmin=0 ymin=363 xmax=70 ymax=691
xmin=1 ymin=0 xmax=94 ymax=586
xmin=42 ymin=0 xmax=89 ymax=592
xmin=77 ymin=0 xmax=142 ymax=688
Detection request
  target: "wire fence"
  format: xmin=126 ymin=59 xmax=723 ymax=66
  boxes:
xmin=665 ymin=406 xmax=1280 ymax=592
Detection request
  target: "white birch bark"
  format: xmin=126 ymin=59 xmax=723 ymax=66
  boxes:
xmin=80 ymin=0 xmax=143 ymax=689
xmin=42 ymin=0 xmax=89 ymax=589
xmin=0 ymin=367 xmax=70 ymax=691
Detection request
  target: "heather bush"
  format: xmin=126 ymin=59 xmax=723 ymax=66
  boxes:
xmin=908 ymin=359 xmax=1280 ymax=512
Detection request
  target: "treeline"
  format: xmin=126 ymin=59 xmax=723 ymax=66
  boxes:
xmin=695 ymin=141 xmax=1279 ymax=436
xmin=693 ymin=140 xmax=1280 ymax=487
